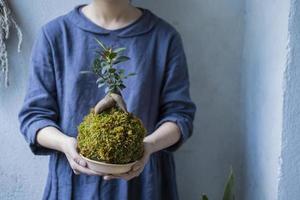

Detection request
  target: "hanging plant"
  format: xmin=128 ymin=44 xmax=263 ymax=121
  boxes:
xmin=0 ymin=0 xmax=23 ymax=87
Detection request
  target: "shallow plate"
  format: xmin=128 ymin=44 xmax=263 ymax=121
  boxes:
xmin=80 ymin=154 xmax=137 ymax=175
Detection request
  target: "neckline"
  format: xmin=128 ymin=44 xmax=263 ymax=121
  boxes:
xmin=78 ymin=5 xmax=146 ymax=33
xmin=67 ymin=4 xmax=158 ymax=37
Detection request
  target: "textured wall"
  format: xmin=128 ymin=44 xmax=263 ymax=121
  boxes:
xmin=0 ymin=1 xmax=88 ymax=200
xmin=241 ymin=0 xmax=290 ymax=199
xmin=279 ymin=0 xmax=300 ymax=199
xmin=0 ymin=0 xmax=245 ymax=200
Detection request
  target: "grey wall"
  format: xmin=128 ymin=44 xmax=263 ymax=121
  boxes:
xmin=1 ymin=0 xmax=243 ymax=199
xmin=242 ymin=0 xmax=291 ymax=199
xmin=0 ymin=1 xmax=88 ymax=199
xmin=135 ymin=1 xmax=245 ymax=199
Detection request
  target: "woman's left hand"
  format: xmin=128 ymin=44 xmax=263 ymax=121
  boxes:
xmin=103 ymin=141 xmax=154 ymax=181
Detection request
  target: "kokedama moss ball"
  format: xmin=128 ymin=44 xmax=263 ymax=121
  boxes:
xmin=77 ymin=106 xmax=146 ymax=164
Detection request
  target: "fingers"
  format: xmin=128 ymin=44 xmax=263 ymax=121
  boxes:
xmin=69 ymin=154 xmax=104 ymax=176
xmin=103 ymin=160 xmax=145 ymax=181
xmin=103 ymin=166 xmax=143 ymax=181
xmin=65 ymin=141 xmax=101 ymax=176
xmin=94 ymin=94 xmax=115 ymax=114
xmin=72 ymin=161 xmax=100 ymax=176
xmin=94 ymin=93 xmax=128 ymax=114
xmin=103 ymin=144 xmax=150 ymax=180
xmin=103 ymin=148 xmax=150 ymax=181
xmin=73 ymin=155 xmax=87 ymax=167
xmin=110 ymin=93 xmax=127 ymax=112
xmin=73 ymin=169 xmax=80 ymax=175
xmin=131 ymin=151 xmax=149 ymax=171
xmin=132 ymin=161 xmax=143 ymax=171
xmin=67 ymin=144 xmax=88 ymax=168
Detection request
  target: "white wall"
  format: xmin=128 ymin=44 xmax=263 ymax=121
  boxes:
xmin=279 ymin=0 xmax=300 ymax=199
xmin=242 ymin=0 xmax=290 ymax=199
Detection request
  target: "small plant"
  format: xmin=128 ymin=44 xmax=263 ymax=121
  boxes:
xmin=77 ymin=39 xmax=146 ymax=165
xmin=201 ymin=168 xmax=235 ymax=200
xmin=80 ymin=38 xmax=136 ymax=94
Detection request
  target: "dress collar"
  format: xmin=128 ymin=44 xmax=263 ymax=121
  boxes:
xmin=66 ymin=4 xmax=158 ymax=37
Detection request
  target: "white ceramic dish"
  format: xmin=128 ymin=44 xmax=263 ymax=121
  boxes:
xmin=80 ymin=154 xmax=137 ymax=174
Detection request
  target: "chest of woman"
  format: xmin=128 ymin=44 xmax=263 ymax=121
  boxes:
xmin=48 ymin=30 xmax=168 ymax=135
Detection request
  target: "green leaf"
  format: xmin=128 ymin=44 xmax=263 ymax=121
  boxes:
xmin=222 ymin=167 xmax=235 ymax=200
xmin=118 ymin=69 xmax=125 ymax=74
xmin=119 ymin=83 xmax=126 ymax=90
xmin=102 ymin=65 xmax=110 ymax=74
xmin=109 ymin=68 xmax=116 ymax=73
xmin=80 ymin=70 xmax=93 ymax=74
xmin=94 ymin=38 xmax=107 ymax=50
xmin=96 ymin=78 xmax=105 ymax=84
xmin=125 ymin=72 xmax=136 ymax=79
xmin=93 ymin=58 xmax=102 ymax=74
xmin=113 ymin=56 xmax=130 ymax=65
xmin=97 ymin=82 xmax=106 ymax=88
xmin=119 ymin=74 xmax=125 ymax=79
xmin=114 ymin=73 xmax=120 ymax=80
xmin=127 ymin=72 xmax=136 ymax=77
xmin=109 ymin=52 xmax=117 ymax=60
xmin=94 ymin=58 xmax=102 ymax=66
xmin=113 ymin=47 xmax=126 ymax=53
xmin=100 ymin=60 xmax=109 ymax=68
xmin=202 ymin=194 xmax=209 ymax=200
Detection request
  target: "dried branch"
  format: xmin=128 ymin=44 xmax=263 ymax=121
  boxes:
xmin=0 ymin=0 xmax=23 ymax=87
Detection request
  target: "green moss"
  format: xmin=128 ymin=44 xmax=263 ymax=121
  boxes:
xmin=77 ymin=106 xmax=146 ymax=164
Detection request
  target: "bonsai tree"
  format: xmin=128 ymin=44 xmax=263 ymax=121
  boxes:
xmin=76 ymin=39 xmax=146 ymax=164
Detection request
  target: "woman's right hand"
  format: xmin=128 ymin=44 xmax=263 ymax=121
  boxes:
xmin=62 ymin=136 xmax=100 ymax=176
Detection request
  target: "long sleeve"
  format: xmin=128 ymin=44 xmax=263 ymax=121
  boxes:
xmin=155 ymin=31 xmax=197 ymax=152
xmin=18 ymin=27 xmax=62 ymax=155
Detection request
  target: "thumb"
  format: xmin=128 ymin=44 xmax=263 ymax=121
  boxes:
xmin=78 ymin=158 xmax=87 ymax=167
xmin=73 ymin=153 xmax=87 ymax=167
xmin=94 ymin=94 xmax=115 ymax=114
xmin=110 ymin=93 xmax=127 ymax=112
xmin=69 ymin=144 xmax=87 ymax=167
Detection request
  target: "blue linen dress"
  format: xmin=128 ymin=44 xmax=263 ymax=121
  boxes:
xmin=18 ymin=4 xmax=196 ymax=200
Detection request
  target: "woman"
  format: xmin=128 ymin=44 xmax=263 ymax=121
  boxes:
xmin=18 ymin=0 xmax=196 ymax=199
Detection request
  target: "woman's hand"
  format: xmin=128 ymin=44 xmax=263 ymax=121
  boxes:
xmin=103 ymin=141 xmax=155 ymax=181
xmin=62 ymin=136 xmax=101 ymax=176
xmin=94 ymin=93 xmax=127 ymax=114
xmin=36 ymin=126 xmax=104 ymax=176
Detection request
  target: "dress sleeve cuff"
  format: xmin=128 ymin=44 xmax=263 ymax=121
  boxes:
xmin=155 ymin=115 xmax=191 ymax=153
xmin=27 ymin=119 xmax=62 ymax=155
